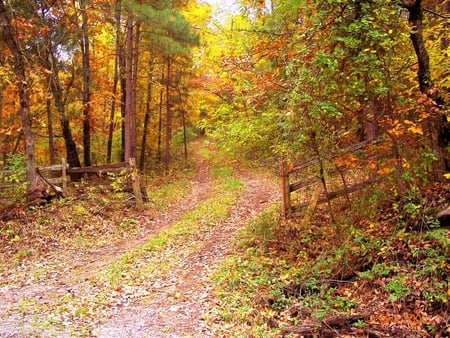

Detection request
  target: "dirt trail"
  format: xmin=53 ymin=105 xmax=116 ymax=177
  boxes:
xmin=96 ymin=169 xmax=277 ymax=337
xmin=0 ymin=147 xmax=279 ymax=337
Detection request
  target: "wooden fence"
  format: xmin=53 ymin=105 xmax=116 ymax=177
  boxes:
xmin=281 ymin=139 xmax=389 ymax=219
xmin=0 ymin=158 xmax=68 ymax=190
xmin=0 ymin=158 xmax=144 ymax=208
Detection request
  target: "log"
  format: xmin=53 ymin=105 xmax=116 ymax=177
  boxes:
xmin=281 ymin=325 xmax=316 ymax=337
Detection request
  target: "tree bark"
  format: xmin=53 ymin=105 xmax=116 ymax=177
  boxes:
xmin=80 ymin=0 xmax=92 ymax=166
xmin=46 ymin=98 xmax=56 ymax=165
xmin=164 ymin=56 xmax=172 ymax=173
xmin=157 ymin=70 xmax=164 ymax=163
xmin=107 ymin=0 xmax=122 ymax=164
xmin=120 ymin=34 xmax=127 ymax=162
xmin=140 ymin=67 xmax=153 ymax=172
xmin=0 ymin=0 xmax=36 ymax=186
xmin=47 ymin=54 xmax=81 ymax=168
xmin=124 ymin=8 xmax=139 ymax=162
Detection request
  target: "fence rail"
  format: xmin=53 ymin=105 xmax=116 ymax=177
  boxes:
xmin=281 ymin=138 xmax=390 ymax=219
xmin=0 ymin=158 xmax=144 ymax=208
xmin=0 ymin=158 xmax=68 ymax=191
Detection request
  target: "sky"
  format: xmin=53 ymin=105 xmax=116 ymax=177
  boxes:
xmin=200 ymin=0 xmax=240 ymax=18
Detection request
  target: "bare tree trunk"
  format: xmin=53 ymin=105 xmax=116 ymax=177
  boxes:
xmin=132 ymin=22 xmax=140 ymax=161
xmin=124 ymin=8 xmax=138 ymax=161
xmin=48 ymin=56 xmax=81 ymax=168
xmin=80 ymin=0 xmax=91 ymax=166
xmin=181 ymin=109 xmax=187 ymax=160
xmin=120 ymin=43 xmax=126 ymax=162
xmin=107 ymin=0 xmax=122 ymax=164
xmin=0 ymin=0 xmax=36 ymax=186
xmin=0 ymin=82 xmax=5 ymax=165
xmin=46 ymin=98 xmax=56 ymax=165
xmin=164 ymin=56 xmax=172 ymax=173
xmin=157 ymin=67 xmax=164 ymax=163
xmin=140 ymin=69 xmax=153 ymax=172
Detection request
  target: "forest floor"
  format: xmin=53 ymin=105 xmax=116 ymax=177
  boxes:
xmin=0 ymin=140 xmax=279 ymax=337
xmin=0 ymin=139 xmax=449 ymax=337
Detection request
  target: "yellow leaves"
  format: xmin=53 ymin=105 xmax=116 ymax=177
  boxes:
xmin=388 ymin=118 xmax=425 ymax=137
xmin=407 ymin=125 xmax=423 ymax=135
xmin=404 ymin=120 xmax=423 ymax=135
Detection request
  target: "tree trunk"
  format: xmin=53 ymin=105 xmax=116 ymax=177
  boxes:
xmin=140 ymin=69 xmax=153 ymax=172
xmin=157 ymin=70 xmax=164 ymax=163
xmin=46 ymin=98 xmax=56 ymax=165
xmin=164 ymin=56 xmax=172 ymax=173
xmin=0 ymin=82 xmax=5 ymax=165
xmin=124 ymin=8 xmax=138 ymax=162
xmin=47 ymin=55 xmax=81 ymax=168
xmin=181 ymin=109 xmax=188 ymax=160
xmin=80 ymin=0 xmax=92 ymax=166
xmin=0 ymin=0 xmax=36 ymax=186
xmin=61 ymin=116 xmax=81 ymax=168
xmin=120 ymin=40 xmax=126 ymax=162
xmin=403 ymin=0 xmax=450 ymax=179
xmin=107 ymin=0 xmax=122 ymax=164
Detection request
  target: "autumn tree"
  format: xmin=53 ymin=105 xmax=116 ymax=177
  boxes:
xmin=0 ymin=0 xmax=36 ymax=190
xmin=401 ymin=0 xmax=450 ymax=180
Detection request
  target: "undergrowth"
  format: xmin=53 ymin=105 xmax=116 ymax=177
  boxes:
xmin=213 ymin=186 xmax=450 ymax=337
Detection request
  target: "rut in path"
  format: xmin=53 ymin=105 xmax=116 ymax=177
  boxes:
xmin=96 ymin=168 xmax=278 ymax=337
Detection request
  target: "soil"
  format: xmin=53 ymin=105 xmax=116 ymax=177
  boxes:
xmin=0 ymin=148 xmax=279 ymax=337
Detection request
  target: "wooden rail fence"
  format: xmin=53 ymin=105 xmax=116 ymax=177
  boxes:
xmin=281 ymin=139 xmax=389 ymax=219
xmin=0 ymin=158 xmax=144 ymax=208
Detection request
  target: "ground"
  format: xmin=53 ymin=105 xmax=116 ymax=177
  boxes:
xmin=0 ymin=142 xmax=279 ymax=337
xmin=2 ymin=143 xmax=448 ymax=337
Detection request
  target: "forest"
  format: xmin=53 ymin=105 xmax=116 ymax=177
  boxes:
xmin=0 ymin=0 xmax=449 ymax=337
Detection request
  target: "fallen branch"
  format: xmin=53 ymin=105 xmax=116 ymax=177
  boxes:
xmin=281 ymin=313 xmax=371 ymax=337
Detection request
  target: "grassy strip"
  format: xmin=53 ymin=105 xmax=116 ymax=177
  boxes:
xmin=103 ymin=174 xmax=243 ymax=287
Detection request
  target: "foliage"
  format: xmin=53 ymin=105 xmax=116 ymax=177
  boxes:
xmin=213 ymin=190 xmax=449 ymax=336
xmin=0 ymin=153 xmax=27 ymax=203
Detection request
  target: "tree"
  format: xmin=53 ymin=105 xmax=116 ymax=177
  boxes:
xmin=79 ymin=0 xmax=92 ymax=166
xmin=401 ymin=0 xmax=450 ymax=179
xmin=0 ymin=0 xmax=36 ymax=192
xmin=35 ymin=1 xmax=82 ymax=168
xmin=124 ymin=7 xmax=138 ymax=162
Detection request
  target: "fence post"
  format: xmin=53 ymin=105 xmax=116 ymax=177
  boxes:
xmin=129 ymin=158 xmax=144 ymax=209
xmin=61 ymin=158 xmax=67 ymax=193
xmin=301 ymin=183 xmax=323 ymax=228
xmin=281 ymin=159 xmax=291 ymax=219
